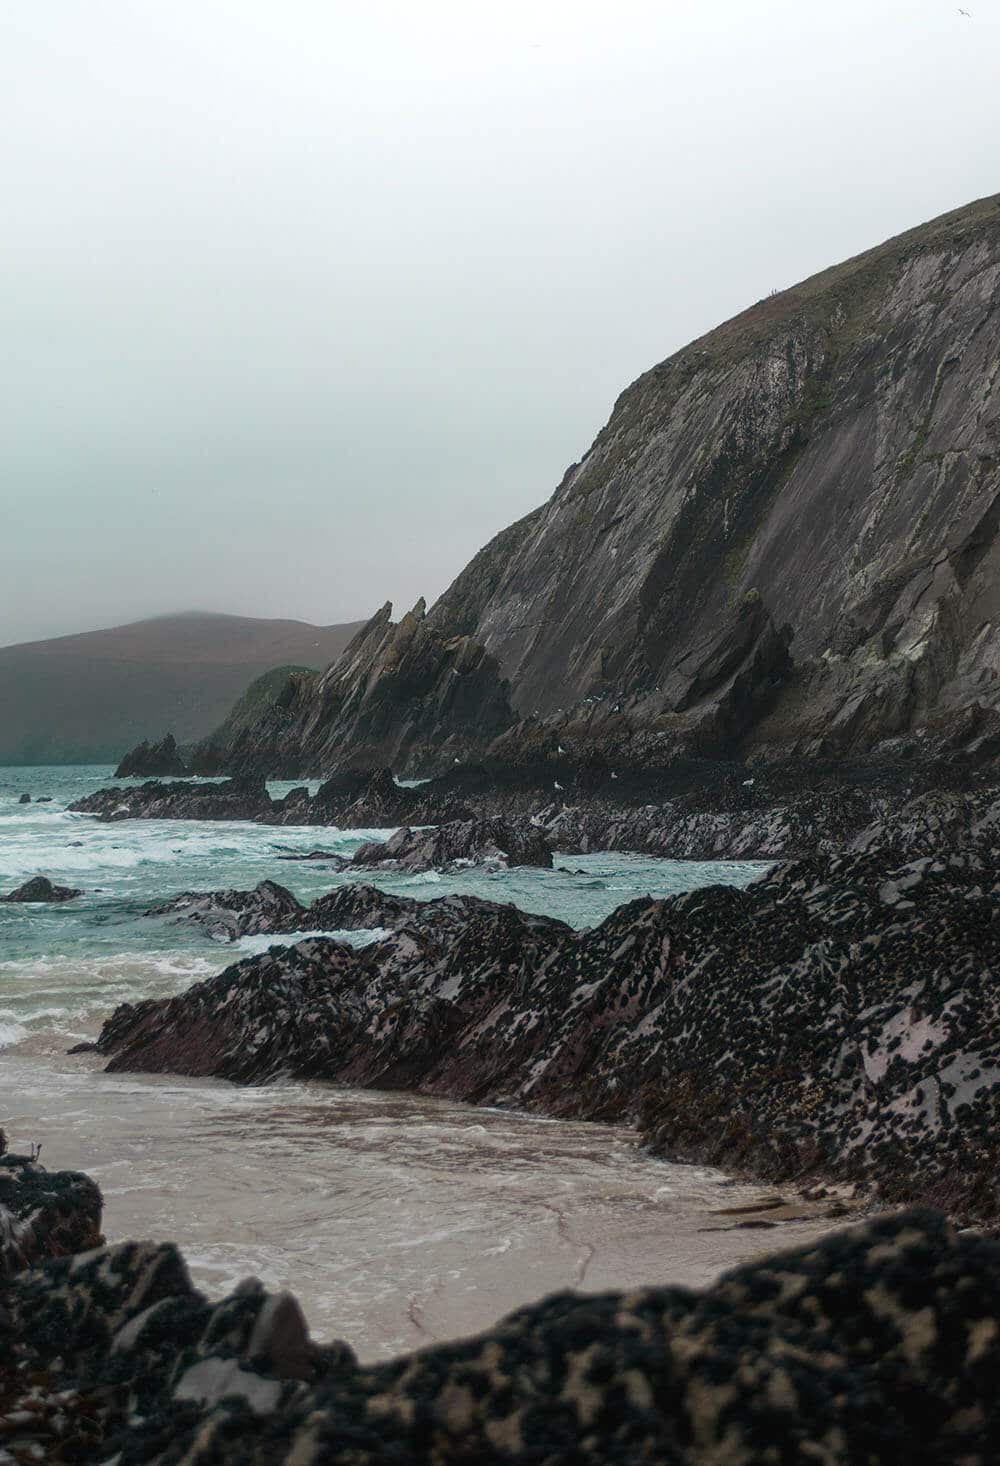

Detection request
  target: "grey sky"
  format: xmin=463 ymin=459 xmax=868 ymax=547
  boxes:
xmin=3 ymin=0 xmax=998 ymax=646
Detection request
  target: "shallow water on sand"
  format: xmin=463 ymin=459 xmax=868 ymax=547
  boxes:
xmin=1 ymin=1044 xmax=839 ymax=1360
xmin=1 ymin=767 xmax=834 ymax=1358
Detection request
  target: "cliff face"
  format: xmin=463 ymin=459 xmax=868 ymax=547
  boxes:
xmin=428 ymin=195 xmax=1000 ymax=758
xmin=194 ymin=601 xmax=517 ymax=775
xmin=206 ymin=196 xmax=1000 ymax=775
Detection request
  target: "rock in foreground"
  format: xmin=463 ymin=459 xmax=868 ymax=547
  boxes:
xmin=5 ymin=1210 xmax=1000 ymax=1462
xmin=0 ymin=1152 xmax=103 ymax=1277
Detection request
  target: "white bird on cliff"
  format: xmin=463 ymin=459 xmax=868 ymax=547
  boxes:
xmin=554 ymin=781 xmax=564 ymax=790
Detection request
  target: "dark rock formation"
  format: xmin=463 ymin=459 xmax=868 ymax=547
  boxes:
xmin=96 ymin=811 xmax=1000 ymax=1221
xmin=351 ymin=817 xmax=553 ymax=872
xmin=17 ymin=792 xmax=30 ymax=804
xmin=2 ymin=875 xmax=82 ymax=902
xmin=275 ymin=848 xmax=349 ymax=866
xmin=0 ymin=1152 xmax=103 ymax=1277
xmin=6 ymin=1211 xmax=1000 ymax=1462
xmin=115 ymin=731 xmax=189 ymax=777
xmin=70 ymin=775 xmax=272 ymax=822
xmin=68 ymin=756 xmax=1000 ymax=865
xmin=147 ymin=880 xmax=307 ymax=942
xmin=144 ymin=880 xmax=499 ymax=944
xmin=174 ymin=195 xmax=1000 ymax=778
xmin=191 ymin=601 xmax=518 ymax=777
xmin=189 ymin=664 xmax=322 ymax=774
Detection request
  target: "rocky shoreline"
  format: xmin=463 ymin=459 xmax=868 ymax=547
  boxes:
xmin=3 ymin=1162 xmax=1000 ymax=1462
xmin=71 ymin=755 xmax=995 ymax=860
xmin=84 ymin=784 xmax=1000 ymax=1228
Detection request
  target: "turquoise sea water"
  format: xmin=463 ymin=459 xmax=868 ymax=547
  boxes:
xmin=0 ymin=766 xmax=820 ymax=1357
xmin=0 ymin=765 xmax=768 ymax=1049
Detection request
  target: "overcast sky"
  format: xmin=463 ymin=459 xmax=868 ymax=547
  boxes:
xmin=3 ymin=0 xmax=998 ymax=646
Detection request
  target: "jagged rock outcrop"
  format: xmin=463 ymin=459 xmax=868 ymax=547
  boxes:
xmin=115 ymin=732 xmax=189 ymax=777
xmin=71 ymin=775 xmax=273 ymax=822
xmin=2 ymin=875 xmax=83 ymax=902
xmin=6 ymin=1211 xmax=1000 ymax=1463
xmin=0 ymin=1152 xmax=103 ymax=1277
xmin=95 ymin=810 xmax=1000 ymax=1220
xmin=69 ymin=759 xmax=994 ymax=862
xmin=145 ymin=882 xmax=544 ymax=946
xmin=351 ymin=817 xmax=553 ymax=872
xmin=148 ymin=880 xmax=308 ymax=942
xmin=182 ymin=195 xmax=1000 ymax=776
xmin=190 ymin=601 xmax=518 ymax=777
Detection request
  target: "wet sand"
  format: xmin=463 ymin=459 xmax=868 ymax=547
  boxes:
xmin=2 ymin=1042 xmax=845 ymax=1361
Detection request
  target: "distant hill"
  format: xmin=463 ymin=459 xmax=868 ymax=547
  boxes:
xmin=0 ymin=612 xmax=364 ymax=765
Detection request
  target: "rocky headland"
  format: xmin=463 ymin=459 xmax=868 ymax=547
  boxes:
xmin=104 ymin=194 xmax=1000 ymax=785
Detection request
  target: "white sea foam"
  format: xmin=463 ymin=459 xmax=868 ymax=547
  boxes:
xmin=236 ymin=927 xmax=390 ymax=956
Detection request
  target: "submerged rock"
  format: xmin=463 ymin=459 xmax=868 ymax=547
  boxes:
xmin=2 ymin=875 xmax=82 ymax=902
xmin=5 ymin=1210 xmax=1000 ymax=1462
xmin=274 ymin=848 xmax=349 ymax=867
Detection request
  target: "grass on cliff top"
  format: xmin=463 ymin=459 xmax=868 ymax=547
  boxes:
xmin=205 ymin=664 xmax=319 ymax=741
xmin=662 ymin=192 xmax=1000 ymax=374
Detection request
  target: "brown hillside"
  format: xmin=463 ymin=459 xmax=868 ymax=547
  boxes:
xmin=0 ymin=612 xmax=363 ymax=765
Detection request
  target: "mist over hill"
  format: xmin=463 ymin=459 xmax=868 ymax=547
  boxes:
xmin=0 ymin=612 xmax=363 ymax=765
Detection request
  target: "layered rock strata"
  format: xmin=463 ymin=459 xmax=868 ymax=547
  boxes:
xmin=115 ymin=732 xmax=189 ymax=778
xmin=70 ymin=762 xmax=996 ymax=862
xmin=153 ymin=195 xmax=1000 ymax=778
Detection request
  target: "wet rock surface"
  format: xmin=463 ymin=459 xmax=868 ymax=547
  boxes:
xmin=71 ymin=775 xmax=273 ymax=823
xmin=5 ymin=1210 xmax=1000 ymax=1463
xmin=0 ymin=1153 xmax=103 ymax=1278
xmin=67 ymin=757 xmax=995 ymax=862
xmin=147 ymin=879 xmax=309 ymax=942
xmin=350 ymin=817 xmax=553 ymax=872
xmin=98 ymin=809 xmax=1000 ymax=1222
xmin=1 ymin=875 xmax=83 ymax=902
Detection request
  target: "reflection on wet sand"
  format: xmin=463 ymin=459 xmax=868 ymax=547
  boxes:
xmin=0 ymin=1048 xmax=844 ymax=1360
